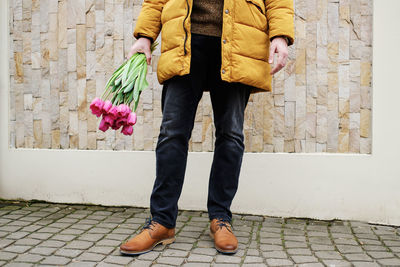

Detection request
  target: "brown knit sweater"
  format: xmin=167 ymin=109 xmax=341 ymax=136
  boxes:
xmin=190 ymin=0 xmax=224 ymax=37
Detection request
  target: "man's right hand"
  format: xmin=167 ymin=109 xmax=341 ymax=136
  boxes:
xmin=127 ymin=37 xmax=152 ymax=65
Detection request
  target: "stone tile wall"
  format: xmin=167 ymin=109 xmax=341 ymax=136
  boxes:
xmin=8 ymin=0 xmax=372 ymax=153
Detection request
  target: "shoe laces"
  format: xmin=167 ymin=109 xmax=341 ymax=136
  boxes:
xmin=215 ymin=218 xmax=233 ymax=233
xmin=143 ymin=217 xmax=157 ymax=231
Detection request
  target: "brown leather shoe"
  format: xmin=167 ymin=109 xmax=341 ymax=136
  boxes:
xmin=209 ymin=218 xmax=238 ymax=254
xmin=119 ymin=218 xmax=175 ymax=256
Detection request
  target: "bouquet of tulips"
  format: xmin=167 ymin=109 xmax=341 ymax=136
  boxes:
xmin=90 ymin=41 xmax=158 ymax=136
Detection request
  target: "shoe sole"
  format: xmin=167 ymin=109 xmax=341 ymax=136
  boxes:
xmin=119 ymin=237 xmax=175 ymax=256
xmin=209 ymin=232 xmax=238 ymax=254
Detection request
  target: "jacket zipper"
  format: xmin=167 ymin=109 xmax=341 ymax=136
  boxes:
xmin=182 ymin=0 xmax=190 ymax=55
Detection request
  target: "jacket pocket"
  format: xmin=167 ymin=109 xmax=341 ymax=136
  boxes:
xmin=245 ymin=0 xmax=266 ymax=15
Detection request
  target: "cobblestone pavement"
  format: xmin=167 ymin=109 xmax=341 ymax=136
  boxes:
xmin=1 ymin=200 xmax=400 ymax=267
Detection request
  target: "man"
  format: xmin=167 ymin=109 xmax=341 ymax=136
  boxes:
xmin=119 ymin=0 xmax=294 ymax=255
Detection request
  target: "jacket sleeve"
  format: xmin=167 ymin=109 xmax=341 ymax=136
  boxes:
xmin=265 ymin=0 xmax=295 ymax=46
xmin=133 ymin=0 xmax=167 ymax=43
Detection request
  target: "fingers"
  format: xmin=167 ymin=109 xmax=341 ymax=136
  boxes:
xmin=269 ymin=43 xmax=288 ymax=75
xmin=126 ymin=38 xmax=152 ymax=64
xmin=268 ymin=42 xmax=276 ymax=64
xmin=144 ymin=49 xmax=151 ymax=65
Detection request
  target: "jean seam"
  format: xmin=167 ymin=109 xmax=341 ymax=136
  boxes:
xmin=151 ymin=216 xmax=175 ymax=229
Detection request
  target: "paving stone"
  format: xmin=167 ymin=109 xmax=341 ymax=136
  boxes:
xmin=187 ymin=253 xmax=213 ymax=262
xmin=162 ymin=249 xmax=189 ymax=257
xmin=3 ymin=263 xmax=34 ymax=267
xmin=389 ymin=246 xmax=400 ymax=252
xmin=103 ymin=255 xmax=134 ymax=265
xmin=308 ymin=237 xmax=333 ymax=245
xmin=352 ymin=262 xmax=380 ymax=267
xmin=291 ymin=255 xmax=319 ymax=264
xmin=343 ymin=253 xmax=373 ymax=261
xmin=260 ymin=238 xmax=282 ymax=245
xmin=246 ymin=248 xmax=260 ymax=256
xmin=137 ymin=251 xmax=160 ymax=261
xmin=0 ymin=239 xmax=14 ymax=249
xmin=195 ymin=240 xmax=214 ymax=248
xmin=156 ymin=256 xmax=185 ymax=265
xmin=310 ymin=244 xmax=336 ymax=251
xmin=363 ymin=245 xmax=387 ymax=251
xmin=95 ymin=239 xmax=121 ymax=246
xmin=321 ymin=259 xmax=352 ymax=266
xmin=191 ymin=248 xmax=217 ymax=256
xmin=336 ymin=244 xmax=363 ymax=253
xmin=40 ymin=255 xmax=71 ymax=265
xmin=356 ymin=234 xmax=379 ymax=241
xmin=76 ymin=252 xmax=105 ymax=261
xmin=286 ymin=248 xmax=312 ymax=255
xmin=64 ymin=240 xmax=94 ymax=250
xmin=367 ymin=251 xmax=395 ymax=259
xmin=14 ymin=238 xmax=42 ymax=246
xmin=168 ymin=243 xmax=193 ymax=251
xmin=0 ymin=226 xmax=22 ymax=232
xmin=182 ymin=263 xmax=211 ymax=267
xmin=307 ymin=231 xmax=329 ymax=237
xmin=244 ymin=256 xmax=264 ymax=263
xmin=77 ymin=233 xmax=104 ymax=242
xmin=87 ymin=227 xmax=111 ymax=234
xmin=0 ymin=231 xmax=8 ymax=238
xmin=213 ymin=264 xmax=241 ymax=267
xmin=55 ymin=248 xmax=84 ymax=258
xmin=128 ymin=260 xmax=153 ymax=267
xmin=262 ymin=251 xmax=288 ymax=259
xmin=36 ymin=227 xmax=61 ymax=234
xmin=284 ymin=235 xmax=307 ymax=242
xmin=29 ymin=246 xmax=58 ymax=255
xmin=260 ymin=244 xmax=283 ymax=251
xmin=88 ymin=246 xmax=117 ymax=255
xmin=66 ymin=261 xmax=97 ymax=267
xmin=51 ymin=234 xmax=76 ymax=242
xmin=96 ymin=262 xmax=122 ymax=267
xmin=383 ymin=240 xmax=400 ymax=246
xmin=2 ymin=245 xmax=31 ymax=253
xmin=334 ymin=238 xmax=359 ymax=245
xmin=6 ymin=231 xmax=31 ymax=239
xmin=27 ymin=232 xmax=53 ymax=240
xmin=314 ymin=250 xmax=343 ymax=260
xmin=215 ymin=254 xmax=242 ymax=264
xmin=265 ymin=258 xmax=294 ymax=266
xmin=260 ymin=232 xmax=280 ymax=238
xmin=284 ymin=241 xmax=308 ymax=248
xmin=13 ymin=253 xmax=44 ymax=263
xmin=0 ymin=251 xmax=18 ymax=261
xmin=243 ymin=215 xmax=264 ymax=222
xmin=38 ymin=240 xmax=66 ymax=248
xmin=296 ymin=263 xmax=324 ymax=267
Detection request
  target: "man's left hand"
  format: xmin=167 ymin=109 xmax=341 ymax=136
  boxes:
xmin=268 ymin=37 xmax=289 ymax=75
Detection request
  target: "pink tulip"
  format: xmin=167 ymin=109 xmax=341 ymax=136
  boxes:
xmin=117 ymin=104 xmax=130 ymax=118
xmin=102 ymin=100 xmax=113 ymax=114
xmin=115 ymin=117 xmax=127 ymax=128
xmin=127 ymin=112 xmax=137 ymax=126
xmin=110 ymin=118 xmax=122 ymax=130
xmin=108 ymin=105 xmax=118 ymax=120
xmin=121 ymin=125 xmax=133 ymax=136
xmin=99 ymin=118 xmax=110 ymax=132
xmin=103 ymin=114 xmax=115 ymax=126
xmin=90 ymin=97 xmax=104 ymax=117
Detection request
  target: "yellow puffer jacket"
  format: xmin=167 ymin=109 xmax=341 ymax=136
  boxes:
xmin=133 ymin=0 xmax=295 ymax=94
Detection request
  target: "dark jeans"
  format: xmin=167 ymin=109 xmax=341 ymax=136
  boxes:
xmin=150 ymin=33 xmax=252 ymax=229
